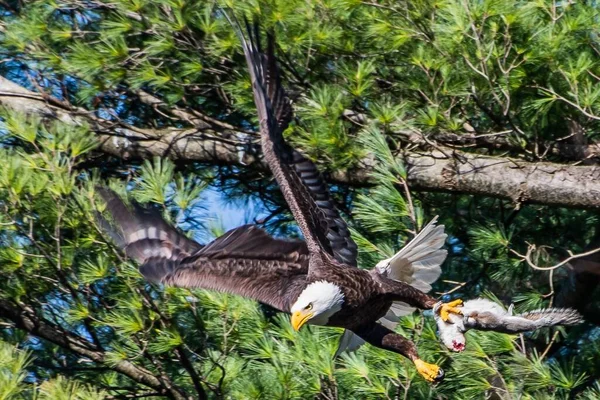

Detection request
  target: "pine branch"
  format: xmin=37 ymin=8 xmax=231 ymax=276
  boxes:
xmin=0 ymin=299 xmax=190 ymax=400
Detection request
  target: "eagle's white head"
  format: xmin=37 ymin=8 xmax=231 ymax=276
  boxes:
xmin=290 ymin=281 xmax=345 ymax=331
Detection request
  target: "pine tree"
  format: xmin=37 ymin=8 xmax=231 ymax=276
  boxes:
xmin=1 ymin=0 xmax=600 ymax=398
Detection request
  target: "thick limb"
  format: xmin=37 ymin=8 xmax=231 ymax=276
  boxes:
xmin=354 ymin=323 xmax=444 ymax=383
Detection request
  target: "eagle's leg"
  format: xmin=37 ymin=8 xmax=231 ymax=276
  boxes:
xmin=354 ymin=323 xmax=444 ymax=383
xmin=382 ymin=278 xmax=463 ymax=321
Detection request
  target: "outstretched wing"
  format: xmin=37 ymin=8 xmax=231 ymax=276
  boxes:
xmin=236 ymin=21 xmax=357 ymax=267
xmin=291 ymin=151 xmax=358 ymax=266
xmin=96 ymin=187 xmax=203 ymax=259
xmin=97 ymin=188 xmax=309 ymax=312
xmin=335 ymin=218 xmax=447 ymax=356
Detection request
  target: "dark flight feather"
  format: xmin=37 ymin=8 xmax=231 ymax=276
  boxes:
xmin=96 ymin=186 xmax=202 ymax=262
xmin=236 ymin=21 xmax=358 ymax=268
xmin=97 ymin=188 xmax=309 ymax=312
xmin=291 ymin=151 xmax=358 ymax=266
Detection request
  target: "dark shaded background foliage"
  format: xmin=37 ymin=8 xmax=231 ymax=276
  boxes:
xmin=1 ymin=0 xmax=600 ymax=398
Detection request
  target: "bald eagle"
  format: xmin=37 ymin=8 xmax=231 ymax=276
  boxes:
xmin=96 ymin=26 xmax=464 ymax=383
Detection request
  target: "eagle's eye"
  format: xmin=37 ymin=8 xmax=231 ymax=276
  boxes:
xmin=306 ymin=303 xmax=313 ymax=310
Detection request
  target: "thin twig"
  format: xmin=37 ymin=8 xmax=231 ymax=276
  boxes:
xmin=540 ymin=331 xmax=560 ymax=360
xmin=510 ymin=243 xmax=600 ymax=271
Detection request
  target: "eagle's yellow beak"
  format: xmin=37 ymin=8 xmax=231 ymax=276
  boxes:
xmin=291 ymin=310 xmax=314 ymax=331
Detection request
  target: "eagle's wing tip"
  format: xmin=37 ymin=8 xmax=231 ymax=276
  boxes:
xmin=139 ymin=260 xmax=175 ymax=284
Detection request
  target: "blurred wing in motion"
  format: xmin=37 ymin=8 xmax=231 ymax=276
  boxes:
xmin=334 ymin=329 xmax=367 ymax=358
xmin=97 ymin=187 xmax=310 ymax=312
xmin=96 ymin=186 xmax=203 ymax=261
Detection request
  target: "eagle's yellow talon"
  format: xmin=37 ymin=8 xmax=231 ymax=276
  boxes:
xmin=446 ymin=299 xmax=464 ymax=308
xmin=414 ymin=359 xmax=444 ymax=383
xmin=440 ymin=299 xmax=464 ymax=322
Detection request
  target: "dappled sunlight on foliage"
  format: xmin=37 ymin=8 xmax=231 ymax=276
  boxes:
xmin=1 ymin=0 xmax=600 ymax=398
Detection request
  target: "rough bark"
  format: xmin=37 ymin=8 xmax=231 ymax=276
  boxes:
xmin=421 ymin=131 xmax=600 ymax=162
xmin=2 ymin=76 xmax=600 ymax=209
xmin=0 ymin=299 xmax=189 ymax=400
xmin=402 ymin=151 xmax=600 ymax=209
